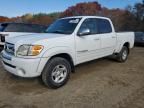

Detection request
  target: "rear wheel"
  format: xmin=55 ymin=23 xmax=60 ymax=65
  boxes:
xmin=117 ymin=46 xmax=129 ymax=62
xmin=42 ymin=57 xmax=71 ymax=89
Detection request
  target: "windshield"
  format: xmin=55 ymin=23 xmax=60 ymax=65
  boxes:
xmin=46 ymin=18 xmax=81 ymax=34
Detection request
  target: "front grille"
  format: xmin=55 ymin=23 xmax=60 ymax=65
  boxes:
xmin=5 ymin=43 xmax=15 ymax=55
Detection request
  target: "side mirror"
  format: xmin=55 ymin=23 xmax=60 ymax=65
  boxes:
xmin=77 ymin=28 xmax=90 ymax=36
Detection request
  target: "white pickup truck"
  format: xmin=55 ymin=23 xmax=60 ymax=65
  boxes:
xmin=1 ymin=16 xmax=134 ymax=89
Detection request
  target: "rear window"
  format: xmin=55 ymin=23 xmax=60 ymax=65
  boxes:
xmin=97 ymin=19 xmax=112 ymax=34
xmin=1 ymin=23 xmax=47 ymax=33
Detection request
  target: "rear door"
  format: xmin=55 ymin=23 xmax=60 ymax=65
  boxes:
xmin=97 ymin=19 xmax=116 ymax=55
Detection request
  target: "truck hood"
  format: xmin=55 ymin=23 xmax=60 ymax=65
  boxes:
xmin=6 ymin=33 xmax=68 ymax=45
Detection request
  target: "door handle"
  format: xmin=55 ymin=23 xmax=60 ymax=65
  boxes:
xmin=94 ymin=38 xmax=100 ymax=41
xmin=77 ymin=50 xmax=88 ymax=53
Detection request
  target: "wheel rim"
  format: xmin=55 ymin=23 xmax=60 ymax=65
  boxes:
xmin=51 ymin=65 xmax=67 ymax=83
xmin=122 ymin=50 xmax=128 ymax=60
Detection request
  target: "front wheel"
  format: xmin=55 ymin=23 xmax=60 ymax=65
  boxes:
xmin=117 ymin=46 xmax=129 ymax=62
xmin=42 ymin=57 xmax=71 ymax=89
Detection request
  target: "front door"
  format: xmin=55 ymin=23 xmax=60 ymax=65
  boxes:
xmin=75 ymin=18 xmax=101 ymax=64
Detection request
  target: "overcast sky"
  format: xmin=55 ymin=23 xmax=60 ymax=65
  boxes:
xmin=0 ymin=0 xmax=142 ymax=17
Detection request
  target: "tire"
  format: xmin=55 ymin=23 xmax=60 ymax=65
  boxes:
xmin=117 ymin=46 xmax=129 ymax=62
xmin=42 ymin=57 xmax=71 ymax=89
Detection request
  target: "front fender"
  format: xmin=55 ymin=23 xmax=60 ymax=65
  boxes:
xmin=42 ymin=46 xmax=75 ymax=63
xmin=37 ymin=46 xmax=75 ymax=74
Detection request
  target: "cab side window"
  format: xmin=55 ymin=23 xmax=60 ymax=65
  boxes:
xmin=97 ymin=19 xmax=112 ymax=34
xmin=78 ymin=18 xmax=98 ymax=35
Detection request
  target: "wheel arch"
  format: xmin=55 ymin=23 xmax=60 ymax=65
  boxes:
xmin=50 ymin=53 xmax=75 ymax=72
xmin=123 ymin=42 xmax=130 ymax=54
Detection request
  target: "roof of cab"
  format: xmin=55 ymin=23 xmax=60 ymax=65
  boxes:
xmin=61 ymin=16 xmax=110 ymax=20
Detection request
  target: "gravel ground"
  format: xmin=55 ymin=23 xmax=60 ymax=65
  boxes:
xmin=0 ymin=47 xmax=144 ymax=108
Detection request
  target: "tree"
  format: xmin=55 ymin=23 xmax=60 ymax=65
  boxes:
xmin=0 ymin=16 xmax=9 ymax=22
xmin=126 ymin=1 xmax=144 ymax=31
xmin=61 ymin=2 xmax=102 ymax=17
xmin=133 ymin=1 xmax=144 ymax=21
xmin=0 ymin=1 xmax=143 ymax=31
xmin=22 ymin=13 xmax=33 ymax=22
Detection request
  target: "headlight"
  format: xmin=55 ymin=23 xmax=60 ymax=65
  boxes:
xmin=17 ymin=45 xmax=43 ymax=56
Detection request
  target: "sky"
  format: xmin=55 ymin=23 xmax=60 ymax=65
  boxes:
xmin=0 ymin=0 xmax=142 ymax=17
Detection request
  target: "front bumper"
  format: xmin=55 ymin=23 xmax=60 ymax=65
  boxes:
xmin=1 ymin=51 xmax=44 ymax=77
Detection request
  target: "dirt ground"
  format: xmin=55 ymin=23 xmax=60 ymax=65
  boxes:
xmin=0 ymin=47 xmax=144 ymax=108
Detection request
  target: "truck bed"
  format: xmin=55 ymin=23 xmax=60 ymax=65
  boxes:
xmin=115 ymin=32 xmax=135 ymax=53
